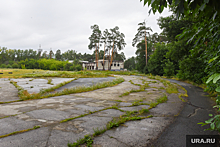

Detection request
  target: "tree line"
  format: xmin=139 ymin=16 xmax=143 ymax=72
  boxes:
xmin=0 ymin=47 xmax=126 ymax=70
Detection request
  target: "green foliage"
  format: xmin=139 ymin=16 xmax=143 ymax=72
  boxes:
xmin=12 ymin=63 xmax=19 ymax=68
xmin=157 ymin=15 xmax=192 ymax=42
xmin=177 ymin=55 xmax=207 ymax=84
xmin=163 ymin=59 xmax=175 ymax=77
xmin=135 ymin=41 xmax=153 ymax=73
xmin=17 ymin=59 xmax=83 ymax=71
xmin=68 ymin=135 xmax=93 ymax=147
xmin=0 ymin=64 xmax=6 ymax=68
xmin=21 ymin=64 xmax=26 ymax=69
xmin=6 ymin=64 xmax=12 ymax=68
xmin=124 ymin=56 xmax=136 ymax=71
xmin=147 ymin=43 xmax=168 ymax=76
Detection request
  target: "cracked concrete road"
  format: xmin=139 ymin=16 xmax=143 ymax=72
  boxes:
xmin=0 ymin=76 xmax=189 ymax=147
xmin=151 ymin=79 xmax=219 ymax=147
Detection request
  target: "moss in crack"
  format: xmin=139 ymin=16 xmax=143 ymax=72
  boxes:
xmin=0 ymin=126 xmax=40 ymax=139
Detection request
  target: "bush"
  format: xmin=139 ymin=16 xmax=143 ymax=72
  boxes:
xmin=6 ymin=64 xmax=12 ymax=68
xmin=163 ymin=59 xmax=175 ymax=77
xmin=50 ymin=64 xmax=57 ymax=70
xmin=143 ymin=65 xmax=149 ymax=74
xmin=147 ymin=43 xmax=168 ymax=76
xmin=64 ymin=63 xmax=73 ymax=71
xmin=0 ymin=64 xmax=7 ymax=68
xmin=21 ymin=64 xmax=26 ymax=69
xmin=177 ymin=57 xmax=207 ymax=84
xmin=75 ymin=64 xmax=82 ymax=71
xmin=12 ymin=63 xmax=19 ymax=68
xmin=70 ymin=66 xmax=76 ymax=71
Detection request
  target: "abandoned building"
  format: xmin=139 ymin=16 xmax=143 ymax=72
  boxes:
xmin=81 ymin=60 xmax=124 ymax=71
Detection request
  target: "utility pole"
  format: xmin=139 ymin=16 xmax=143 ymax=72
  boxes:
xmin=38 ymin=44 xmax=42 ymax=59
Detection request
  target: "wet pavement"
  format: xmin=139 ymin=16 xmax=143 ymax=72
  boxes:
xmin=0 ymin=75 xmax=214 ymax=147
xmin=151 ymin=79 xmax=219 ymax=147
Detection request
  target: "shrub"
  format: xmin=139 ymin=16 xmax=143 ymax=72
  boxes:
xmin=12 ymin=63 xmax=19 ymax=69
xmin=0 ymin=64 xmax=7 ymax=68
xmin=163 ymin=59 xmax=175 ymax=77
xmin=75 ymin=64 xmax=82 ymax=71
xmin=6 ymin=64 xmax=12 ymax=68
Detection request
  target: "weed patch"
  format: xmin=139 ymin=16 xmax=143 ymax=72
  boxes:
xmin=148 ymin=94 xmax=168 ymax=109
xmin=68 ymin=135 xmax=93 ymax=147
xmin=93 ymin=127 xmax=106 ymax=136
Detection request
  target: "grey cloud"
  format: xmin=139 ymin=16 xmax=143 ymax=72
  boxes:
xmin=0 ymin=0 xmax=171 ymax=58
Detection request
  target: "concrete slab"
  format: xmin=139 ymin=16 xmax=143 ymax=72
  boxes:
xmin=120 ymin=105 xmax=150 ymax=112
xmin=93 ymin=117 xmax=173 ymax=147
xmin=150 ymin=93 xmax=184 ymax=117
xmin=11 ymin=78 xmax=74 ymax=94
xmin=26 ymin=109 xmax=71 ymax=121
xmin=74 ymin=104 xmax=105 ymax=112
xmin=92 ymin=109 xmax=124 ymax=117
xmin=119 ymin=102 xmax=132 ymax=107
xmin=47 ymin=129 xmax=87 ymax=147
xmin=0 ymin=127 xmax=50 ymax=147
xmin=55 ymin=77 xmax=115 ymax=92
xmin=0 ymin=117 xmax=41 ymax=136
xmin=0 ymin=78 xmax=19 ymax=102
xmin=93 ymin=134 xmax=128 ymax=147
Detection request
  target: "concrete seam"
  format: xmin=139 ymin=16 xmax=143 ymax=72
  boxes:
xmin=106 ymin=134 xmax=132 ymax=147
xmin=45 ymin=126 xmax=54 ymax=147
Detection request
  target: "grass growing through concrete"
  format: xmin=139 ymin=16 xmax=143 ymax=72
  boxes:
xmin=0 ymin=126 xmax=40 ymax=139
xmin=149 ymin=94 xmax=168 ymax=109
xmin=8 ymin=78 xmax=75 ymax=102
xmin=67 ymin=107 xmax=153 ymax=147
xmin=119 ymin=79 xmax=150 ymax=97
xmin=67 ymin=135 xmax=93 ymax=147
xmin=7 ymin=77 xmax=124 ymax=102
xmin=47 ymin=78 xmax=53 ymax=85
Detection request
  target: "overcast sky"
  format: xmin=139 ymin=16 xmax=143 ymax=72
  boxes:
xmin=0 ymin=0 xmax=171 ymax=59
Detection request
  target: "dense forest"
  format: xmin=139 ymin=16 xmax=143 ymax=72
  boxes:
xmin=133 ymin=0 xmax=220 ymax=132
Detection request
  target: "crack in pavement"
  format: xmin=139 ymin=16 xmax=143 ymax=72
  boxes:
xmin=106 ymin=134 xmax=131 ymax=147
xmin=187 ymin=108 xmax=201 ymax=118
xmin=45 ymin=126 xmax=54 ymax=147
xmin=186 ymin=102 xmax=205 ymax=109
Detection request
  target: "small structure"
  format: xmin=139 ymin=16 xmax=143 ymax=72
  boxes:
xmin=81 ymin=60 xmax=124 ymax=71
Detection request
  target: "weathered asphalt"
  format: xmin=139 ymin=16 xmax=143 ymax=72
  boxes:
xmin=0 ymin=76 xmax=185 ymax=147
xmin=151 ymin=79 xmax=219 ymax=147
xmin=54 ymin=77 xmax=115 ymax=92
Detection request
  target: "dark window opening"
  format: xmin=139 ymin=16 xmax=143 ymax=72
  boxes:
xmin=117 ymin=64 xmax=119 ymax=66
xmin=114 ymin=64 xmax=116 ymax=66
xmin=92 ymin=66 xmax=94 ymax=69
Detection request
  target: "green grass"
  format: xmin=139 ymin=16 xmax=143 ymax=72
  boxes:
xmin=47 ymin=78 xmax=53 ymax=84
xmin=93 ymin=127 xmax=106 ymax=136
xmin=68 ymin=135 xmax=93 ymax=147
xmin=148 ymin=94 xmax=168 ymax=109
xmin=119 ymin=79 xmax=150 ymax=97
